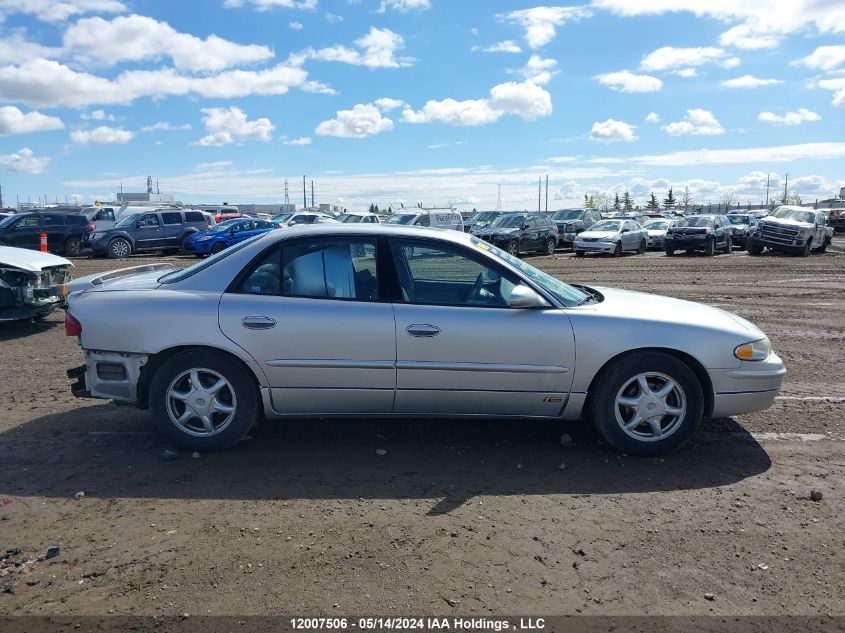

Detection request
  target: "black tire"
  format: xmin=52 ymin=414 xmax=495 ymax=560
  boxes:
xmin=210 ymin=242 xmax=227 ymax=254
xmin=507 ymin=240 xmax=520 ymax=257
xmin=587 ymin=351 xmax=705 ymax=456
xmin=801 ymin=238 xmax=812 ymax=257
xmin=637 ymin=239 xmax=646 ymax=254
xmin=543 ymin=237 xmax=556 ymax=255
xmin=180 ymin=234 xmax=194 ymax=252
xmin=816 ymin=236 xmax=830 ymax=253
xmin=704 ymin=237 xmax=715 ymax=257
xmin=149 ymin=349 xmax=259 ymax=452
xmin=574 ymin=250 xmax=585 ymax=257
xmin=613 ymin=242 xmax=622 ymax=257
xmin=722 ymin=236 xmax=732 ymax=254
xmin=64 ymin=236 xmax=82 ymax=257
xmin=108 ymin=237 xmax=131 ymax=259
xmin=665 ymin=247 xmax=675 ymax=257
xmin=747 ymin=243 xmax=763 ymax=255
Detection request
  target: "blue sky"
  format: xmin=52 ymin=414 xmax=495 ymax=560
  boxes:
xmin=0 ymin=0 xmax=843 ymax=210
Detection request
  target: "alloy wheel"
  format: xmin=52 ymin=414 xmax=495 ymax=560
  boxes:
xmin=165 ymin=368 xmax=237 ymax=437
xmin=614 ymin=372 xmax=687 ymax=442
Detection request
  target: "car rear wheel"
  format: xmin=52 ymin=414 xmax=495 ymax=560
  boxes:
xmin=211 ymin=242 xmax=227 ymax=254
xmin=815 ymin=236 xmax=831 ymax=253
xmin=108 ymin=238 xmax=131 ymax=259
xmin=747 ymin=243 xmax=763 ymax=255
xmin=665 ymin=247 xmax=675 ymax=257
xmin=637 ymin=239 xmax=646 ymax=254
xmin=613 ymin=242 xmax=622 ymax=257
xmin=587 ymin=351 xmax=704 ymax=456
xmin=704 ymin=237 xmax=715 ymax=257
xmin=722 ymin=236 xmax=732 ymax=254
xmin=507 ymin=240 xmax=520 ymax=257
xmin=543 ymin=237 xmax=556 ymax=255
xmin=574 ymin=250 xmax=585 ymax=257
xmin=64 ymin=236 xmax=82 ymax=257
xmin=149 ymin=350 xmax=258 ymax=452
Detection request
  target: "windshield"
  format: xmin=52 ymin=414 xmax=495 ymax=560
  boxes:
xmin=0 ymin=214 xmax=19 ymax=228
xmin=467 ymin=211 xmax=499 ymax=223
xmin=552 ymin=210 xmax=583 ymax=221
xmin=727 ymin=215 xmax=752 ymax=225
xmin=159 ymin=234 xmax=265 ymax=284
xmin=114 ymin=213 xmax=139 ymax=227
xmin=470 ymin=237 xmax=589 ymax=307
xmin=271 ymin=213 xmax=292 ymax=223
xmin=644 ymin=220 xmax=669 ymax=230
xmin=385 ymin=214 xmax=417 ymax=225
xmin=589 ymin=220 xmax=622 ymax=232
xmin=686 ymin=216 xmax=715 ymax=227
xmin=492 ymin=214 xmax=525 ymax=228
xmin=771 ymin=207 xmax=815 ymax=223
xmin=338 ymin=214 xmax=362 ymax=223
xmin=210 ymin=219 xmax=241 ymax=232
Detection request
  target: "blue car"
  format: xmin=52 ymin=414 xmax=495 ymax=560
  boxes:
xmin=187 ymin=218 xmax=277 ymax=256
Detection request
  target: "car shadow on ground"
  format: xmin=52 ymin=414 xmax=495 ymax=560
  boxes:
xmin=0 ymin=403 xmax=771 ymax=514
xmin=0 ymin=317 xmax=60 ymax=341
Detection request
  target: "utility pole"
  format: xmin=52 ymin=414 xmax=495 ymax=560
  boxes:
xmin=302 ymin=175 xmax=307 ymax=209
xmin=764 ymin=174 xmax=770 ymax=207
xmin=537 ymin=177 xmax=541 ymax=213
xmin=0 ymin=181 xmax=3 ymax=209
xmin=311 ymin=180 xmax=314 ymax=208
xmin=782 ymin=172 xmax=789 ymax=204
xmin=284 ymin=179 xmax=289 ymax=205
xmin=496 ymin=184 xmax=501 ymax=211
xmin=545 ymin=174 xmax=548 ymax=213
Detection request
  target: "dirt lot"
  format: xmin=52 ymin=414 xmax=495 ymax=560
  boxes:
xmin=1 ymin=239 xmax=843 ymax=617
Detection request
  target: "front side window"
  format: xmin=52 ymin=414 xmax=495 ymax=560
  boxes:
xmin=138 ymin=213 xmax=160 ymax=227
xmin=390 ymin=239 xmax=518 ymax=307
xmin=16 ymin=216 xmax=40 ymax=229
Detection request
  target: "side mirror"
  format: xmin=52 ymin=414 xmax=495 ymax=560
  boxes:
xmin=510 ymin=284 xmax=550 ymax=309
xmin=621 ymin=228 xmax=629 ymax=233
xmin=136 ymin=221 xmax=143 ymax=228
xmin=521 ymin=223 xmax=529 ymax=230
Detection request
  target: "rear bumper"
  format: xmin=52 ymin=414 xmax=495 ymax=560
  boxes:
xmin=69 ymin=350 xmax=148 ymax=403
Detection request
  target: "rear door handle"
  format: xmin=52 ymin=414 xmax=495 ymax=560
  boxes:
xmin=406 ymin=324 xmax=440 ymax=337
xmin=242 ymin=316 xmax=276 ymax=330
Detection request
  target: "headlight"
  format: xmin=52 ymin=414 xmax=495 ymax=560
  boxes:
xmin=89 ymin=232 xmax=105 ymax=240
xmin=734 ymin=338 xmax=772 ymax=361
xmin=196 ymin=236 xmax=213 ymax=241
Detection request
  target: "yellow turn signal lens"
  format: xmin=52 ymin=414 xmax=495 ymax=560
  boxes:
xmin=734 ymin=338 xmax=772 ymax=362
xmin=735 ymin=344 xmax=754 ymax=360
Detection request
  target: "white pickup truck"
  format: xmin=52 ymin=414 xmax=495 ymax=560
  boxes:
xmin=747 ymin=205 xmax=834 ymax=256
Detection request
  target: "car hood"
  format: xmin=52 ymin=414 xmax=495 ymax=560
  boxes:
xmin=760 ymin=218 xmax=812 ymax=229
xmin=590 ymin=286 xmax=759 ymax=337
xmin=646 ymin=229 xmax=667 ymax=236
xmin=486 ymin=227 xmax=519 ymax=235
xmin=0 ymin=245 xmax=72 ymax=271
xmin=67 ymin=263 xmax=176 ymax=294
xmin=578 ymin=230 xmax=618 ymax=240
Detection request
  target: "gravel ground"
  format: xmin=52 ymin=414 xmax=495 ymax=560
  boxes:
xmin=0 ymin=238 xmax=843 ymax=617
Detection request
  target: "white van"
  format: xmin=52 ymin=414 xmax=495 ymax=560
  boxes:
xmin=383 ymin=209 xmax=463 ymax=231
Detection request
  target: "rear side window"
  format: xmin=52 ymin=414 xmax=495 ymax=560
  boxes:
xmin=42 ymin=214 xmax=66 ymax=226
xmin=161 ymin=212 xmax=182 ymax=225
xmin=94 ymin=209 xmax=115 ymax=221
xmin=138 ymin=213 xmax=160 ymax=227
xmin=416 ymin=214 xmax=430 ymax=227
xmin=184 ymin=211 xmax=205 ymax=222
xmin=282 ymin=238 xmax=379 ymax=300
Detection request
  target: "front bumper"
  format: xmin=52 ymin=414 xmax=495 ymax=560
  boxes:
xmin=749 ymin=233 xmax=809 ymax=252
xmin=69 ymin=350 xmax=148 ymax=403
xmin=709 ymin=353 xmax=786 ymax=417
xmin=83 ymin=234 xmax=111 ymax=254
xmin=665 ymin=235 xmax=708 ymax=249
xmin=647 ymin=235 xmax=665 ymax=248
xmin=573 ymin=239 xmax=615 ymax=253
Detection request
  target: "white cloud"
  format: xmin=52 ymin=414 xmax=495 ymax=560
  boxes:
xmin=63 ymin=14 xmax=274 ymax=72
xmin=377 ymin=0 xmax=431 ymax=13
xmin=795 ymin=45 xmax=845 ymax=71
xmin=473 ymin=40 xmax=522 ymax=54
xmin=720 ymin=74 xmax=783 ymax=88
xmin=324 ymin=11 xmax=342 ymax=22
xmin=70 ymin=125 xmax=134 ymax=144
xmin=223 ymin=0 xmax=318 ymax=10
xmin=671 ymin=68 xmax=697 ymax=78
xmin=623 ymin=142 xmax=845 ymax=166
xmin=0 ymin=0 xmax=126 ymax=22
xmin=141 ymin=121 xmax=191 ymax=132
xmin=297 ymin=27 xmax=413 ymax=68
xmin=718 ymin=25 xmax=779 ymax=50
xmin=374 ymin=97 xmax=404 ymax=111
xmin=645 ymin=112 xmax=660 ymax=123
xmin=0 ymin=147 xmax=50 ymax=173
xmin=758 ymin=109 xmax=821 ymax=126
xmin=81 ymin=109 xmax=115 ymax=121
xmin=401 ymin=80 xmax=552 ymax=126
xmin=640 ymin=46 xmax=738 ymax=72
xmin=498 ymin=6 xmax=592 ymax=49
xmin=0 ymin=106 xmax=64 ymax=136
xmin=0 ymin=58 xmax=309 ymax=108
xmin=316 ymin=103 xmax=394 ymax=138
xmin=281 ymin=135 xmax=312 ymax=145
xmin=195 ymin=107 xmax=274 ymax=146
xmin=515 ymin=54 xmax=558 ymax=84
xmin=0 ymin=30 xmax=62 ymax=64
xmin=818 ymin=78 xmax=845 ymax=107
xmin=589 ymin=118 xmax=638 ymax=143
xmin=595 ymin=70 xmax=662 ymax=93
xmin=289 ymin=21 xmax=303 ymax=29
xmin=662 ymin=109 xmax=724 ymax=136
xmin=426 ymin=141 xmax=467 ymax=149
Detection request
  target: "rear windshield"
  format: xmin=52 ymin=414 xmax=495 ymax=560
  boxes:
xmin=159 ymin=234 xmax=265 ymax=284
xmin=727 ymin=215 xmax=752 ymax=225
xmin=384 ymin=214 xmax=417 ymax=225
xmin=553 ymin=210 xmax=583 ymax=221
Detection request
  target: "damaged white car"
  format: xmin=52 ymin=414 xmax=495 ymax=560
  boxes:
xmin=0 ymin=246 xmax=72 ymax=322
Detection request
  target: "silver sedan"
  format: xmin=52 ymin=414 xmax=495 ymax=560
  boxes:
xmin=573 ymin=219 xmax=648 ymax=257
xmin=65 ymin=225 xmax=785 ymax=456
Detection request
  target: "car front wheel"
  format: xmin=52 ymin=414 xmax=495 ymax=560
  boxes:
xmin=637 ymin=239 xmax=646 ymax=254
xmin=149 ymin=350 xmax=259 ymax=451
xmin=507 ymin=240 xmax=520 ymax=257
xmin=613 ymin=242 xmax=622 ymax=257
xmin=108 ymin=238 xmax=131 ymax=259
xmin=587 ymin=351 xmax=704 ymax=456
xmin=704 ymin=237 xmax=715 ymax=256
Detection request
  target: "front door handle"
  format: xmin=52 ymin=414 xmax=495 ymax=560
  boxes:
xmin=406 ymin=324 xmax=440 ymax=337
xmin=242 ymin=316 xmax=276 ymax=330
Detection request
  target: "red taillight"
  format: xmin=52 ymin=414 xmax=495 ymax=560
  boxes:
xmin=86 ymin=223 xmax=95 ymax=231
xmin=204 ymin=222 xmax=210 ymax=230
xmin=65 ymin=312 xmax=82 ymax=337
